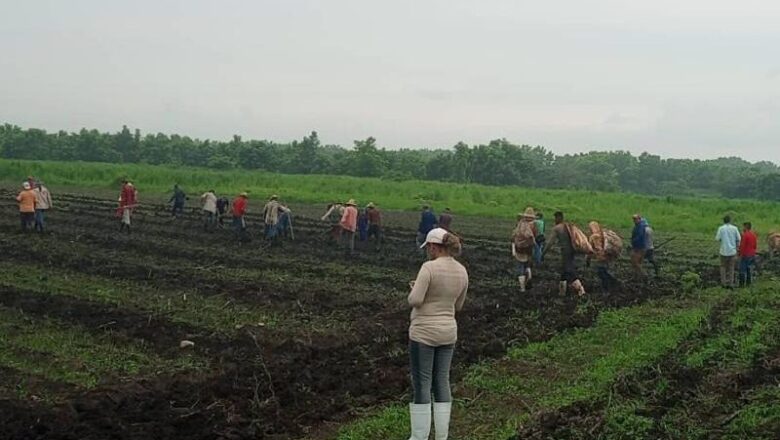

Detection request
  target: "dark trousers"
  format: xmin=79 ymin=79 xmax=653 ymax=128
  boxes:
xmin=597 ymin=265 xmax=617 ymax=290
xmin=34 ymin=209 xmax=46 ymax=231
xmin=409 ymin=341 xmax=455 ymax=404
xmin=739 ymin=256 xmax=755 ymax=286
xmin=20 ymin=212 xmax=34 ymax=231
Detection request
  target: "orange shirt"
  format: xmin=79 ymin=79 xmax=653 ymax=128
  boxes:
xmin=16 ymin=189 xmax=36 ymax=213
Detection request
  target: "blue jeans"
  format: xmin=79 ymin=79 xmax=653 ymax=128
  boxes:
xmin=34 ymin=209 xmax=46 ymax=231
xmin=409 ymin=340 xmax=454 ymax=404
xmin=739 ymin=256 xmax=755 ymax=286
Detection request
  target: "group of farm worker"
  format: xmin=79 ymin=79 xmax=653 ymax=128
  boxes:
xmin=510 ymin=209 xmax=660 ymax=296
xmin=715 ymin=215 xmax=763 ymax=288
xmin=13 ymin=177 xmax=53 ymax=232
xmin=321 ymin=200 xmax=383 ymax=252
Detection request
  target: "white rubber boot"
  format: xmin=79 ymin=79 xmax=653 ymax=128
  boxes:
xmin=433 ymin=401 xmax=452 ymax=440
xmin=518 ymin=276 xmax=526 ymax=292
xmin=409 ymin=403 xmax=431 ymax=440
xmin=559 ymin=281 xmax=567 ymax=296
xmin=526 ymin=268 xmax=532 ymax=282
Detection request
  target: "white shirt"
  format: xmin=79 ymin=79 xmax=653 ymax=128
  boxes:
xmin=201 ymin=192 xmax=217 ymax=213
xmin=715 ymin=223 xmax=741 ymax=257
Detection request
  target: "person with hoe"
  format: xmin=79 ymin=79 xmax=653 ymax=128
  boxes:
xmin=739 ymin=222 xmax=757 ymax=287
xmin=232 ymin=192 xmax=249 ymax=242
xmin=407 ymin=227 xmax=468 ymax=440
xmin=262 ymin=195 xmax=282 ymax=241
xmin=169 ymin=184 xmax=187 ymax=219
xmin=542 ymin=211 xmax=587 ymax=296
xmin=117 ymin=180 xmax=136 ymax=234
xmin=716 ymin=215 xmax=741 ymax=289
xmin=417 ymin=205 xmax=438 ymax=250
xmin=201 ymin=189 xmax=218 ymax=231
xmin=511 ymin=207 xmax=538 ymax=293
xmin=16 ymin=181 xmax=36 ymax=232
xmin=366 ymin=202 xmax=383 ymax=248
xmin=321 ymin=202 xmax=345 ymax=244
xmin=630 ymin=214 xmax=660 ymax=277
xmin=33 ymin=180 xmax=52 ymax=233
xmin=340 ymin=199 xmax=358 ymax=253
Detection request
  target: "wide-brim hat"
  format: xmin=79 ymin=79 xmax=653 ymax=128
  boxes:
xmin=346 ymin=199 xmax=357 ymax=206
xmin=240 ymin=192 xmax=249 ymax=197
xmin=366 ymin=202 xmax=375 ymax=208
xmin=270 ymin=194 xmax=279 ymax=200
xmin=521 ymin=207 xmax=536 ymax=219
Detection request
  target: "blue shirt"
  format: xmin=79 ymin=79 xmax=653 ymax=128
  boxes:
xmin=418 ymin=210 xmax=437 ymax=234
xmin=716 ymin=223 xmax=741 ymax=257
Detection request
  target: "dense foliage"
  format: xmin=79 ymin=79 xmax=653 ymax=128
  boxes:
xmin=2 ymin=123 xmax=779 ymax=201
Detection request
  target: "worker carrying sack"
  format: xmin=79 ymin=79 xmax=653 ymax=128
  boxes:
xmin=588 ymin=221 xmax=623 ymax=259
xmin=566 ymin=223 xmax=594 ymax=254
xmin=513 ymin=220 xmax=536 ymax=252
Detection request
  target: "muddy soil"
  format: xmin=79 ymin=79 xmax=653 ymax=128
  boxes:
xmin=0 ymin=190 xmax=694 ymax=439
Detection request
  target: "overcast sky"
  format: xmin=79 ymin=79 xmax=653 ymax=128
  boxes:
xmin=1 ymin=0 xmax=779 ymax=161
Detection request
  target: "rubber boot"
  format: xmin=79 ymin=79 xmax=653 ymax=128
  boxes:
xmin=571 ymin=279 xmax=586 ymax=296
xmin=409 ymin=403 xmax=431 ymax=440
xmin=518 ymin=276 xmax=526 ymax=293
xmin=433 ymin=401 xmax=452 ymax=440
xmin=558 ymin=281 xmax=567 ymax=296
xmin=526 ymin=268 xmax=532 ymax=282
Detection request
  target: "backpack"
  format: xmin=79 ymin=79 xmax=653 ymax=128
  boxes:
xmin=513 ymin=221 xmax=536 ymax=251
xmin=566 ymin=223 xmax=594 ymax=254
xmin=590 ymin=223 xmax=623 ymax=258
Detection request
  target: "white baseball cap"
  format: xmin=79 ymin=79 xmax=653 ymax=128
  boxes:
xmin=420 ymin=227 xmax=448 ymax=248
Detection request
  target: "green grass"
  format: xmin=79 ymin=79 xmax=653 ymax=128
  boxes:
xmin=0 ymin=306 xmax=203 ymax=391
xmin=4 ymin=158 xmax=780 ymax=234
xmin=334 ymin=291 xmax=722 ymax=440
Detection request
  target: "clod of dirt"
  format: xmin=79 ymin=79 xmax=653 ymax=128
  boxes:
xmin=179 ymin=340 xmax=195 ymax=349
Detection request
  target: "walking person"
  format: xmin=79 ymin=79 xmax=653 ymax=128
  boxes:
xmin=33 ymin=180 xmax=52 ymax=233
xmin=407 ymin=227 xmax=468 ymax=440
xmin=366 ymin=203 xmax=383 ymax=248
xmin=262 ymin=195 xmax=282 ymax=241
xmin=357 ymin=206 xmax=369 ymax=242
xmin=169 ymin=184 xmax=187 ymax=219
xmin=417 ymin=206 xmax=438 ymax=250
xmin=438 ymin=208 xmax=453 ymax=231
xmin=586 ymin=221 xmax=621 ymax=291
xmin=232 ymin=192 xmax=249 ymax=242
xmin=511 ymin=208 xmax=538 ymax=293
xmin=533 ymin=212 xmax=546 ymax=265
xmin=542 ymin=211 xmax=586 ymax=296
xmin=118 ymin=181 xmax=136 ymax=234
xmin=16 ymin=181 xmax=36 ymax=232
xmin=716 ymin=215 xmax=741 ymax=289
xmin=340 ymin=199 xmax=358 ymax=253
xmin=738 ymin=222 xmax=757 ymax=287
xmin=216 ymin=196 xmax=230 ymax=228
xmin=630 ymin=214 xmax=660 ymax=277
xmin=321 ymin=202 xmax=345 ymax=244
xmin=201 ymin=189 xmax=218 ymax=231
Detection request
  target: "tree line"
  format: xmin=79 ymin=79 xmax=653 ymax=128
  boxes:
xmin=2 ymin=123 xmax=779 ymax=201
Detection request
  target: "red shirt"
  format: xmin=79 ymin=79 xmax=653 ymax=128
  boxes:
xmin=120 ymin=184 xmax=136 ymax=207
xmin=232 ymin=197 xmax=247 ymax=216
xmin=739 ymin=230 xmax=757 ymax=257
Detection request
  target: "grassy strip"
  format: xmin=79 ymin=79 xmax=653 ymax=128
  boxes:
xmin=602 ymin=282 xmax=780 ymax=439
xmin=4 ymin=158 xmax=780 ymax=234
xmin=333 ymin=291 xmax=721 ymax=440
xmin=0 ymin=306 xmax=203 ymax=392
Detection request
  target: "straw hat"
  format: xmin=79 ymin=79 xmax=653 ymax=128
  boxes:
xmin=270 ymin=194 xmax=279 ymax=200
xmin=240 ymin=192 xmax=249 ymax=197
xmin=346 ymin=199 xmax=357 ymax=206
xmin=521 ymin=207 xmax=536 ymax=219
xmin=366 ymin=202 xmax=375 ymax=208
